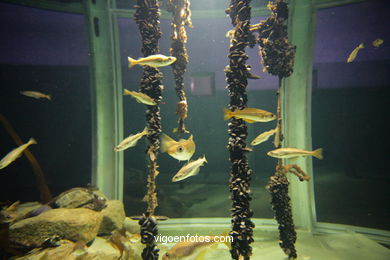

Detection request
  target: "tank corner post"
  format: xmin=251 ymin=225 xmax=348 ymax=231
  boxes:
xmin=167 ymin=0 xmax=193 ymax=134
xmin=133 ymin=0 xmax=164 ymax=259
xmin=225 ymin=0 xmax=255 ymax=259
xmin=255 ymin=0 xmax=307 ymax=259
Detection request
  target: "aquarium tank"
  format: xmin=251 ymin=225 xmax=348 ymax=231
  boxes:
xmin=0 ymin=0 xmax=389 ymax=259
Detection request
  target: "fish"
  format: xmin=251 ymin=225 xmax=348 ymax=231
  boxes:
xmin=251 ymin=128 xmax=277 ymax=146
xmin=347 ymin=43 xmax=364 ymax=63
xmin=172 ymin=156 xmax=207 ymax=182
xmin=162 ymin=233 xmax=230 ymax=260
xmin=123 ymin=89 xmax=157 ymax=106
xmin=267 ymin=147 xmax=323 ymax=160
xmin=114 ymin=127 xmax=148 ymax=152
xmin=20 ymin=91 xmax=51 ymax=101
xmin=372 ymin=38 xmax=384 ymax=47
xmin=128 ymin=54 xmax=177 ymax=68
xmin=161 ymin=134 xmax=195 ymax=161
xmin=0 ymin=138 xmax=37 ymax=170
xmin=224 ymin=108 xmax=276 ymax=123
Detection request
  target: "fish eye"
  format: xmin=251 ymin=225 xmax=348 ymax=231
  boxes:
xmin=177 ymin=146 xmax=184 ymax=152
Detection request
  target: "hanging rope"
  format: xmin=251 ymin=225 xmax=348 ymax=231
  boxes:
xmin=225 ymin=0 xmax=255 ymax=259
xmin=254 ymin=1 xmax=301 ymax=259
xmin=133 ymin=0 xmax=163 ymax=259
xmin=167 ymin=0 xmax=192 ymax=134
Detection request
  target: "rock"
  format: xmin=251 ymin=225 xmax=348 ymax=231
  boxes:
xmin=123 ymin=217 xmax=140 ymax=234
xmin=85 ymin=237 xmax=121 ymax=260
xmin=16 ymin=240 xmax=75 ymax=260
xmin=54 ymin=187 xmax=107 ymax=211
xmin=9 ymin=208 xmax=102 ymax=248
xmin=98 ymin=200 xmax=125 ymax=235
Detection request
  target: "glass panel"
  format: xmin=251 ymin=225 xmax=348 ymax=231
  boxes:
xmin=0 ymin=3 xmax=91 ymax=201
xmin=312 ymin=1 xmax=390 ymax=230
xmin=119 ymin=14 xmax=278 ymax=219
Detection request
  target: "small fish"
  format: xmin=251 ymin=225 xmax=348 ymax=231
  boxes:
xmin=161 ymin=134 xmax=195 ymax=161
xmin=123 ymin=89 xmax=157 ymax=106
xmin=162 ymin=233 xmax=230 ymax=260
xmin=0 ymin=138 xmax=37 ymax=170
xmin=114 ymin=127 xmax=148 ymax=152
xmin=20 ymin=91 xmax=51 ymax=101
xmin=372 ymin=38 xmax=384 ymax=47
xmin=251 ymin=128 xmax=277 ymax=146
xmin=347 ymin=43 xmax=364 ymax=63
xmin=128 ymin=54 xmax=176 ymax=68
xmin=224 ymin=108 xmax=276 ymax=123
xmin=172 ymin=156 xmax=207 ymax=182
xmin=267 ymin=147 xmax=323 ymax=160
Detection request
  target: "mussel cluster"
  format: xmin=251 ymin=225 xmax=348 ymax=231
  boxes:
xmin=267 ymin=168 xmax=297 ymax=259
xmin=134 ymin=0 xmax=163 ymax=259
xmin=167 ymin=0 xmax=192 ymax=133
xmin=225 ymin=0 xmax=255 ymax=259
xmin=255 ymin=0 xmax=295 ymax=78
xmin=139 ymin=213 xmax=159 ymax=259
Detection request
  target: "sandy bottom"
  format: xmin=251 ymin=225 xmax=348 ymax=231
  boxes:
xmin=156 ymin=231 xmax=390 ymax=260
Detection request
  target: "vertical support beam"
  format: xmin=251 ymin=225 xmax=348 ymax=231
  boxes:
xmin=84 ymin=0 xmax=123 ymax=200
xmin=282 ymin=0 xmax=316 ymax=231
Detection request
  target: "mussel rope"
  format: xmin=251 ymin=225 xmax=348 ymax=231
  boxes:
xmin=225 ymin=0 xmax=255 ymax=259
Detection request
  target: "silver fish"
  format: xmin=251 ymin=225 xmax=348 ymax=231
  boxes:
xmin=251 ymin=128 xmax=277 ymax=146
xmin=20 ymin=91 xmax=51 ymax=100
xmin=114 ymin=127 xmax=148 ymax=152
xmin=172 ymin=156 xmax=207 ymax=182
xmin=0 ymin=138 xmax=37 ymax=170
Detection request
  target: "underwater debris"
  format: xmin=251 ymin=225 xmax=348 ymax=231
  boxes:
xmin=167 ymin=0 xmax=192 ymax=134
xmin=267 ymin=147 xmax=323 ymax=160
xmin=114 ymin=127 xmax=148 ymax=152
xmin=128 ymin=54 xmax=176 ymax=68
xmin=225 ymin=0 xmax=255 ymax=259
xmin=347 ymin=43 xmax=364 ymax=63
xmin=160 ymin=133 xmax=195 ymax=161
xmin=171 ymin=155 xmax=207 ymax=182
xmin=20 ymin=91 xmax=51 ymax=101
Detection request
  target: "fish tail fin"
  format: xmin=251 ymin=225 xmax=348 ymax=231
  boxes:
xmin=47 ymin=95 xmax=52 ymax=101
xmin=313 ymin=148 xmax=323 ymax=160
xmin=160 ymin=133 xmax=175 ymax=153
xmin=203 ymin=155 xmax=208 ymax=163
xmin=224 ymin=108 xmax=232 ymax=120
xmin=29 ymin=138 xmax=37 ymax=145
xmin=142 ymin=126 xmax=148 ymax=135
xmin=128 ymin=57 xmax=137 ymax=68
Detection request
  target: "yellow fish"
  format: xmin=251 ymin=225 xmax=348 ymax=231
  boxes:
xmin=20 ymin=91 xmax=51 ymax=101
xmin=251 ymin=128 xmax=277 ymax=146
xmin=172 ymin=156 xmax=207 ymax=182
xmin=0 ymin=138 xmax=37 ymax=170
xmin=161 ymin=134 xmax=195 ymax=161
xmin=162 ymin=233 xmax=230 ymax=260
xmin=123 ymin=89 xmax=157 ymax=106
xmin=372 ymin=38 xmax=384 ymax=47
xmin=114 ymin=127 xmax=148 ymax=152
xmin=267 ymin=147 xmax=323 ymax=160
xmin=224 ymin=108 xmax=276 ymax=123
xmin=128 ymin=54 xmax=176 ymax=68
xmin=347 ymin=43 xmax=364 ymax=63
